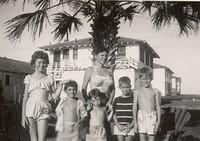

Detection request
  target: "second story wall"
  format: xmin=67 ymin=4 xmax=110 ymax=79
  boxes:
xmin=152 ymin=68 xmax=165 ymax=96
xmin=75 ymin=48 xmax=92 ymax=68
xmin=126 ymin=45 xmax=140 ymax=61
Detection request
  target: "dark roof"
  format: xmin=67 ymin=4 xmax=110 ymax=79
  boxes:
xmin=39 ymin=37 xmax=160 ymax=58
xmin=153 ymin=63 xmax=173 ymax=73
xmin=39 ymin=38 xmax=92 ymax=50
xmin=0 ymin=57 xmax=33 ymax=74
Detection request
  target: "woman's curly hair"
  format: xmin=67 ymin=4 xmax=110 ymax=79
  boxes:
xmin=30 ymin=50 xmax=49 ymax=67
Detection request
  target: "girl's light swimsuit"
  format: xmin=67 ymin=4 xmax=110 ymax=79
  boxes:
xmin=24 ymin=75 xmax=54 ymax=120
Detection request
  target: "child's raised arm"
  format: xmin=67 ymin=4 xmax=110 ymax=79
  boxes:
xmin=52 ymin=82 xmax=63 ymax=102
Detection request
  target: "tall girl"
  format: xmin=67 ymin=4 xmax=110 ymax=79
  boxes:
xmin=21 ymin=51 xmax=59 ymax=141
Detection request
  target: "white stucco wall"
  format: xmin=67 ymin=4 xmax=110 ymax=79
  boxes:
xmin=76 ymin=48 xmax=93 ymax=68
xmin=152 ymin=68 xmax=166 ymax=96
xmin=126 ymin=45 xmax=140 ymax=61
xmin=48 ymin=51 xmax=54 ymax=63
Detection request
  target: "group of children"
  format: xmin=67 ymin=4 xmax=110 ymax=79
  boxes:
xmin=22 ymin=51 xmax=161 ymax=141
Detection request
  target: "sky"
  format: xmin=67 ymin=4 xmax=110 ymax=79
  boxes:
xmin=0 ymin=2 xmax=200 ymax=94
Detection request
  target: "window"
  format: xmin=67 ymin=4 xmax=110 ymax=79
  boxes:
xmin=63 ymin=49 xmax=69 ymax=60
xmin=140 ymin=47 xmax=145 ymax=63
xmin=149 ymin=55 xmax=153 ymax=68
xmin=73 ymin=48 xmax=78 ymax=60
xmin=145 ymin=52 xmax=150 ymax=66
xmin=5 ymin=75 xmax=10 ymax=86
xmin=53 ymin=50 xmax=61 ymax=62
xmin=117 ymin=46 xmax=126 ymax=58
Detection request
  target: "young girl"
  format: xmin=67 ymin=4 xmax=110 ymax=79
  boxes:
xmin=21 ymin=51 xmax=59 ymax=141
xmin=86 ymin=88 xmax=112 ymax=141
xmin=55 ymin=80 xmax=87 ymax=141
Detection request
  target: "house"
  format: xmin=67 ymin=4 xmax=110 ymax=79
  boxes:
xmin=40 ymin=37 xmax=159 ymax=97
xmin=152 ymin=63 xmax=175 ymax=96
xmin=0 ymin=57 xmax=33 ymax=102
xmin=171 ymin=76 xmax=181 ymax=95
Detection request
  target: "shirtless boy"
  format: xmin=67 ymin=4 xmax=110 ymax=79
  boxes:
xmin=55 ymin=80 xmax=87 ymax=141
xmin=133 ymin=67 xmax=161 ymax=141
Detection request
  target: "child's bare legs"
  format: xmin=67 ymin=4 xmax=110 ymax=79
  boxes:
xmin=126 ymin=135 xmax=134 ymax=141
xmin=116 ymin=135 xmax=133 ymax=141
xmin=117 ymin=135 xmax=125 ymax=141
xmin=139 ymin=134 xmax=155 ymax=141
xmin=28 ymin=118 xmax=48 ymax=141
xmin=37 ymin=119 xmax=48 ymax=141
xmin=139 ymin=133 xmax=147 ymax=141
xmin=28 ymin=118 xmax=37 ymax=141
xmin=147 ymin=135 xmax=155 ymax=141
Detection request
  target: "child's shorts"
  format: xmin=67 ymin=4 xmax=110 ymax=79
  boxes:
xmin=138 ymin=110 xmax=157 ymax=135
xmin=56 ymin=121 xmax=81 ymax=141
xmin=86 ymin=125 xmax=107 ymax=141
xmin=113 ymin=125 xmax=135 ymax=136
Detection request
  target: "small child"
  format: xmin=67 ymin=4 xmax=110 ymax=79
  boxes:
xmin=113 ymin=76 xmax=135 ymax=141
xmin=55 ymin=80 xmax=87 ymax=141
xmin=133 ymin=67 xmax=161 ymax=141
xmin=86 ymin=88 xmax=111 ymax=141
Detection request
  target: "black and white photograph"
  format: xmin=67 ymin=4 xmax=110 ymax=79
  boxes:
xmin=0 ymin=1 xmax=200 ymax=141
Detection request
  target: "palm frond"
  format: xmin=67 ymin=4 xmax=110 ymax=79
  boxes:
xmin=57 ymin=0 xmax=82 ymax=10
xmin=0 ymin=0 xmax=29 ymax=9
xmin=52 ymin=11 xmax=82 ymax=40
xmin=142 ymin=1 xmax=200 ymax=35
xmin=119 ymin=4 xmax=139 ymax=23
xmin=0 ymin=0 xmax=17 ymax=5
xmin=81 ymin=3 xmax=95 ymax=22
xmin=33 ymin=0 xmax=51 ymax=9
xmin=5 ymin=10 xmax=49 ymax=42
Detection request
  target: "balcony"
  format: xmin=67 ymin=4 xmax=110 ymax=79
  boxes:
xmin=115 ymin=57 xmax=150 ymax=70
xmin=47 ymin=61 xmax=87 ymax=75
xmin=47 ymin=57 xmax=152 ymax=77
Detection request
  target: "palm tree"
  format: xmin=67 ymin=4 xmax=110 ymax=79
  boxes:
xmin=1 ymin=1 xmax=200 ymax=65
xmin=1 ymin=0 xmax=138 ymax=65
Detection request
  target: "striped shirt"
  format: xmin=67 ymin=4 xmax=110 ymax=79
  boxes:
xmin=113 ymin=95 xmax=134 ymax=125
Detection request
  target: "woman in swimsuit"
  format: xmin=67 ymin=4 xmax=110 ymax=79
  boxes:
xmin=82 ymin=47 xmax=115 ymax=108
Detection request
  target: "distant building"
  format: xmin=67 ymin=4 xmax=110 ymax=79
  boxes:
xmin=0 ymin=57 xmax=33 ymax=102
xmin=172 ymin=76 xmax=181 ymax=95
xmin=40 ymin=37 xmax=159 ymax=97
xmin=152 ymin=63 xmax=180 ymax=96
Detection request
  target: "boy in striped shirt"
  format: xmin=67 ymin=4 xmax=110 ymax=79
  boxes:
xmin=113 ymin=76 xmax=135 ymax=141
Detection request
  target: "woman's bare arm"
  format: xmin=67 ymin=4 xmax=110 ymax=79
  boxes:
xmin=82 ymin=67 xmax=92 ymax=104
xmin=107 ymin=70 xmax=115 ymax=105
xmin=133 ymin=91 xmax=138 ymax=132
